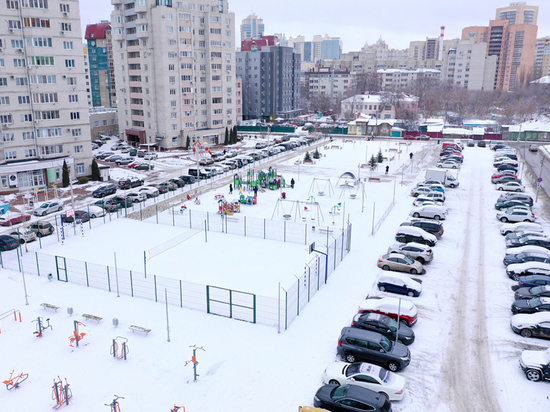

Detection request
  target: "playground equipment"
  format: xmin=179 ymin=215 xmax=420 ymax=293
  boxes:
xmin=0 ymin=309 xmax=22 ymax=333
xmin=33 ymin=316 xmax=52 ymax=337
xmin=3 ymin=370 xmax=28 ymax=390
xmin=52 ymin=377 xmax=72 ymax=409
xmin=233 ymin=173 xmax=242 ymax=190
xmin=171 ymin=406 xmax=187 ymax=412
xmin=105 ymin=395 xmax=124 ymax=412
xmin=185 ymin=345 xmax=205 ymax=382
xmin=239 ymin=194 xmax=256 ymax=205
xmin=218 ymin=198 xmax=241 ymax=215
xmin=271 ymin=198 xmax=303 ymax=221
xmin=69 ymin=320 xmax=86 ymax=347
xmin=110 ymin=336 xmax=129 ymax=360
xmin=308 ymin=178 xmax=334 ymax=197
xmin=329 ymin=203 xmax=342 ymax=215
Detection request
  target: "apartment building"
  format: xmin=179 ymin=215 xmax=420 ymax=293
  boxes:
xmin=534 ymin=36 xmax=550 ymax=79
xmin=0 ymin=0 xmax=93 ymax=193
xmin=110 ymin=0 xmax=237 ymax=149
xmin=496 ymin=2 xmax=538 ymax=25
xmin=240 ymin=13 xmax=264 ymax=43
xmin=304 ymin=67 xmax=352 ymax=100
xmin=85 ymin=21 xmax=117 ymax=108
xmin=378 ymin=68 xmax=441 ymax=91
xmin=286 ymin=34 xmax=342 ymax=66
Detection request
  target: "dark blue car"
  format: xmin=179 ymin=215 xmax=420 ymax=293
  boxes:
xmin=504 ymin=253 xmax=550 ymax=267
xmin=515 ymin=275 xmax=550 ymax=290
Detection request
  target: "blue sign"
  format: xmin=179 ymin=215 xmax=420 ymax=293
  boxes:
xmin=0 ymin=204 xmax=9 ymax=215
xmin=537 ymin=177 xmax=543 ymax=182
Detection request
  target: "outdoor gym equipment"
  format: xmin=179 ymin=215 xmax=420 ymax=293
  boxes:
xmin=171 ymin=406 xmax=187 ymax=412
xmin=52 ymin=377 xmax=72 ymax=409
xmin=111 ymin=336 xmax=129 ymax=360
xmin=105 ymin=395 xmax=124 ymax=411
xmin=69 ymin=320 xmax=86 ymax=347
xmin=33 ymin=316 xmax=52 ymax=337
xmin=0 ymin=309 xmax=22 ymax=333
xmin=308 ymin=178 xmax=334 ymax=197
xmin=3 ymin=370 xmax=28 ymax=390
xmin=185 ymin=345 xmax=205 ymax=382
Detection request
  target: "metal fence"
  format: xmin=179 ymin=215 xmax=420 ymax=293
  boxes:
xmin=1 ymin=216 xmax=351 ymax=330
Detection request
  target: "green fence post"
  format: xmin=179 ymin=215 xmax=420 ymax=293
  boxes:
xmin=206 ymin=285 xmax=210 ymax=314
xmin=16 ymin=247 xmax=21 ymax=272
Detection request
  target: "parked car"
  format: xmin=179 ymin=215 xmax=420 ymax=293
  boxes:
xmin=510 ymin=312 xmax=550 ymax=339
xmin=412 ymin=196 xmax=443 ymax=207
xmin=104 ymin=155 xmax=122 ymax=163
xmin=336 ymin=327 xmax=411 ymax=371
xmin=92 ymin=183 xmax=117 ymax=198
xmin=498 ymin=193 xmax=533 ymax=206
xmin=500 ymin=222 xmax=543 ymax=235
xmin=313 ymin=384 xmax=393 ymax=412
xmin=169 ymin=178 xmax=185 ymax=188
xmin=322 ymin=362 xmax=406 ymax=401
xmin=115 ymin=157 xmax=134 ymax=166
xmin=495 ymin=199 xmax=531 ymax=210
xmin=88 ymin=206 xmax=106 ymax=218
xmin=492 ymin=171 xmax=517 ymax=180
xmin=179 ymin=175 xmax=196 ymax=185
xmin=400 ymin=219 xmax=444 ymax=238
xmin=377 ymin=254 xmax=424 ymax=274
xmin=92 ymin=198 xmax=120 ymax=213
xmin=410 ymin=187 xmax=433 ymax=197
xmin=111 ymin=196 xmax=134 ymax=209
xmin=95 ymin=151 xmax=114 ymax=160
xmin=9 ymin=229 xmax=36 ymax=244
xmin=143 ymin=152 xmax=158 ymax=160
xmin=118 ymin=178 xmax=144 ymax=189
xmin=504 ymin=252 xmax=550 ymax=267
xmin=496 ymin=164 xmax=519 ymax=173
xmin=506 ymin=245 xmax=550 ymax=258
xmin=387 ymin=242 xmax=433 ymax=264
xmin=0 ymin=235 xmax=20 ymax=251
xmin=511 ymin=297 xmax=550 ymax=315
xmin=477 ymin=140 xmax=486 ymax=147
xmin=152 ymin=184 xmax=169 ymax=194
xmin=28 ymin=221 xmax=55 ymax=237
xmin=351 ymin=312 xmax=415 ymax=346
xmin=529 ymin=144 xmax=539 ymax=152
xmin=134 ymin=163 xmax=154 ymax=170
xmin=32 ymin=201 xmax=63 ymax=216
xmin=514 ymin=285 xmax=550 ymax=301
xmin=137 ymin=186 xmax=160 ymax=198
xmin=496 ymin=209 xmax=535 ymax=223
xmin=0 ymin=213 xmax=31 ymax=226
xmin=436 ymin=161 xmax=460 ymax=169
xmin=159 ymin=181 xmax=177 ymax=191
xmin=126 ymin=192 xmax=147 ymax=203
xmin=377 ymin=272 xmax=422 ymax=297
xmin=358 ymin=297 xmax=418 ymax=327
xmin=495 ymin=181 xmax=524 ymax=192
xmin=492 ymin=175 xmax=522 ymax=185
xmin=516 ymin=274 xmax=550 ymax=289
xmin=519 ymin=345 xmax=550 ymax=382
xmin=395 ymin=226 xmax=437 ymax=247
xmin=506 ymin=236 xmax=550 ymax=250
xmin=508 ymin=264 xmax=550 ymax=281
xmin=62 ymin=210 xmax=90 ymax=224
xmin=410 ymin=204 xmax=446 ymax=220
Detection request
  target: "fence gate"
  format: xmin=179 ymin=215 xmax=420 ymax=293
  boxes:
xmin=55 ymin=256 xmax=68 ymax=282
xmin=206 ymin=285 xmax=256 ymax=323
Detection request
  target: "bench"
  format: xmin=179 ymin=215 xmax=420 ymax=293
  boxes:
xmin=318 ymin=228 xmax=334 ymax=233
xmin=368 ymin=177 xmax=381 ymax=182
xmin=40 ymin=303 xmax=60 ymax=312
xmin=129 ymin=325 xmax=151 ymax=335
xmin=82 ymin=314 xmax=102 ymax=323
xmin=226 ymin=216 xmax=239 ymax=222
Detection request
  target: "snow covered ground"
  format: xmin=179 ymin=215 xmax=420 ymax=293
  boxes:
xmin=1 ymin=138 xmax=550 ymax=411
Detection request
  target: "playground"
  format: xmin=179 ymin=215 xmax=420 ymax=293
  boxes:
xmin=0 ymin=137 xmax=444 ymax=411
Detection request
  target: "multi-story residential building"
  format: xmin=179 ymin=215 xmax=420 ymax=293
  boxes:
xmin=462 ymin=3 xmax=539 ymax=91
xmin=303 ymin=67 xmax=353 ymax=100
xmin=534 ymin=36 xmax=550 ymax=80
xmin=236 ymin=37 xmax=301 ymax=121
xmin=110 ymin=0 xmax=237 ymax=149
xmin=440 ymin=40 xmax=497 ymax=90
xmin=0 ymin=0 xmax=93 ymax=193
xmin=340 ymin=93 xmax=418 ymax=121
xmin=85 ymin=21 xmax=116 ymax=108
xmin=240 ymin=13 xmax=264 ymax=43
xmin=378 ymin=68 xmax=441 ymax=91
xmin=359 ymin=38 xmax=408 ymax=61
xmin=287 ymin=34 xmax=342 ymax=66
xmin=89 ymin=107 xmax=119 ymax=139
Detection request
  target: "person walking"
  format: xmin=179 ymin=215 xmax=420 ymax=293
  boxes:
xmin=290 ymin=178 xmax=295 ymax=189
xmin=385 ymin=165 xmax=389 ymax=174
xmin=253 ymin=185 xmax=258 ymax=198
xmin=229 ymin=183 xmax=233 ymax=194
xmin=409 ymin=152 xmax=413 ymax=160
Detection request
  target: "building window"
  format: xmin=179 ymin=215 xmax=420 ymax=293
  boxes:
xmin=60 ymin=3 xmax=70 ymax=13
xmin=71 ymin=129 xmax=81 ymax=137
xmin=25 ymin=149 xmax=36 ymax=157
xmin=65 ymin=59 xmax=75 ymax=67
xmin=171 ymin=101 xmax=177 ymax=107
xmin=76 ymin=163 xmax=85 ymax=174
xmin=70 ymin=112 xmax=79 ymax=120
xmin=13 ymin=58 xmax=26 ymax=68
xmin=60 ymin=22 xmax=71 ymax=31
xmin=28 ymin=56 xmax=55 ymax=66
xmin=74 ymin=145 xmax=83 ymax=153
xmin=68 ymin=94 xmax=78 ymax=103
xmin=22 ymin=131 xmax=34 ymax=140
xmin=0 ymin=96 xmax=9 ymax=105
xmin=2 ymin=133 xmax=15 ymax=141
xmin=5 ymin=151 xmax=17 ymax=160
xmin=63 ymin=41 xmax=73 ymax=49
xmin=0 ymin=78 xmax=7 ymax=86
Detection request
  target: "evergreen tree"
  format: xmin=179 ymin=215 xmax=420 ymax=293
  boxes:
xmin=62 ymin=160 xmax=70 ymax=188
xmin=312 ymin=148 xmax=321 ymax=159
xmin=377 ymin=150 xmax=384 ymax=163
xmin=224 ymin=127 xmax=229 ymax=145
xmin=369 ymin=154 xmax=377 ymax=168
xmin=232 ymin=126 xmax=238 ymax=144
xmin=91 ymin=159 xmax=100 ymax=181
xmin=304 ymin=151 xmax=312 ymax=162
xmin=186 ymin=135 xmax=190 ymax=150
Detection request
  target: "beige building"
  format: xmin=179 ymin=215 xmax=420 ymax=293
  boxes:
xmin=378 ymin=68 xmax=440 ymax=91
xmin=496 ymin=2 xmax=538 ymax=25
xmin=110 ymin=0 xmax=237 ymax=150
xmin=534 ymin=36 xmax=550 ymax=79
xmin=304 ymin=67 xmax=353 ymax=100
xmin=340 ymin=93 xmax=418 ymax=121
xmin=240 ymin=13 xmax=264 ymax=43
xmin=0 ymin=0 xmax=93 ymax=193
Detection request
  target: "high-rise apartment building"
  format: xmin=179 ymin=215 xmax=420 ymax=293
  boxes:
xmin=0 ymin=0 xmax=93 ymax=193
xmin=85 ymin=22 xmax=116 ymax=108
xmin=240 ymin=13 xmax=264 ymax=42
xmin=462 ymin=3 xmax=538 ymax=91
xmin=287 ymin=35 xmax=342 ymax=65
xmin=534 ymin=36 xmax=550 ymax=79
xmin=111 ymin=0 xmax=237 ymax=149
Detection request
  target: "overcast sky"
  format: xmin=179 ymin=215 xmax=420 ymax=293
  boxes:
xmin=80 ymin=1 xmax=548 ymax=52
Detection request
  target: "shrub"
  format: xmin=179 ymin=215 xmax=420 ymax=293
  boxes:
xmin=78 ymin=176 xmax=89 ymax=185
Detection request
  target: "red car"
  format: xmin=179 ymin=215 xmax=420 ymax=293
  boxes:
xmin=0 ymin=213 xmax=31 ymax=226
xmin=128 ymin=161 xmax=143 ymax=168
xmin=491 ymin=171 xmax=517 ymax=179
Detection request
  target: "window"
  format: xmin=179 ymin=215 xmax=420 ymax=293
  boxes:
xmin=41 ymin=145 xmax=63 ymax=155
xmin=74 ymin=145 xmax=83 ymax=153
xmin=76 ymin=163 xmax=85 ymax=174
xmin=32 ymin=92 xmax=58 ymax=103
xmin=23 ymin=18 xmax=50 ymax=28
xmin=67 ymin=77 xmax=76 ymax=85
xmin=212 ymin=97 xmax=222 ymax=104
xmin=182 ymin=87 xmax=192 ymax=93
xmin=7 ymin=1 xmax=19 ymax=9
xmin=210 ymin=28 xmax=221 ymax=34
xmin=18 ymin=96 xmax=30 ymax=104
xmin=212 ymin=86 xmax=222 ymax=92
xmin=13 ymin=58 xmax=26 ymax=67
xmin=70 ymin=112 xmax=79 ymax=120
xmin=0 ymin=96 xmax=9 ymax=105
xmin=36 ymin=110 xmax=59 ymax=120
xmin=68 ymin=94 xmax=78 ymax=103
xmin=28 ymin=56 xmax=54 ymax=66
xmin=20 ymin=113 xmax=32 ymax=122
xmin=167 ymin=26 xmax=173 ymax=34
xmin=5 ymin=151 xmax=17 ymax=160
xmin=2 ymin=133 xmax=14 ymax=141
xmin=63 ymin=41 xmax=73 ymax=49
xmin=8 ymin=20 xmax=21 ymax=30
xmin=30 ymin=74 xmax=56 ymax=84
xmin=169 ymin=89 xmax=176 ymax=95
xmin=182 ymin=75 xmax=192 ymax=81
xmin=71 ymin=129 xmax=81 ymax=137
xmin=171 ymin=113 xmax=177 ymax=119
xmin=170 ymin=101 xmax=177 ymax=107
xmin=21 ymin=0 xmax=48 ymax=8
xmin=22 ymin=131 xmax=34 ymax=140
xmin=0 ymin=78 xmax=6 ymax=86
xmin=179 ymin=26 xmax=191 ymax=33
xmin=60 ymin=3 xmax=70 ymax=13
xmin=25 ymin=149 xmax=36 ymax=158
xmin=16 ymin=78 xmax=27 ymax=86
xmin=65 ymin=59 xmax=75 ymax=67
xmin=60 ymin=22 xmax=71 ymax=32
xmin=12 ymin=39 xmax=24 ymax=48
xmin=36 ymin=127 xmax=62 ymax=138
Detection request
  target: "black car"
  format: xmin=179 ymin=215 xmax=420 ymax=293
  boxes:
xmin=506 ymin=236 xmax=550 ymax=250
xmin=477 ymin=140 xmax=486 ymax=147
xmin=498 ymin=193 xmax=534 ymax=206
xmin=514 ymin=285 xmax=550 ymax=300
xmin=62 ymin=210 xmax=90 ymax=224
xmin=507 ymin=264 xmax=550 ymax=280
xmin=511 ymin=297 xmax=550 ymax=314
xmin=395 ymin=229 xmax=436 ymax=247
xmin=497 ymin=164 xmax=519 ymax=172
xmin=0 ymin=235 xmax=20 ymax=251
xmin=351 ymin=312 xmax=415 ymax=345
xmin=169 ymin=178 xmax=185 ymax=188
xmin=400 ymin=220 xmax=444 ymax=238
xmin=336 ymin=327 xmax=411 ymax=372
xmin=515 ymin=275 xmax=550 ymax=290
xmin=118 ymin=178 xmax=144 ymax=189
xmin=492 ymin=176 xmax=522 ymax=185
xmin=179 ymin=175 xmax=196 ymax=185
xmin=112 ymin=196 xmax=134 ymax=208
xmin=92 ymin=183 xmax=117 ymax=198
xmin=152 ymin=184 xmax=169 ymax=194
xmin=313 ymin=384 xmax=392 ymax=412
xmin=93 ymin=198 xmax=120 ymax=213
xmin=504 ymin=252 xmax=550 ymax=267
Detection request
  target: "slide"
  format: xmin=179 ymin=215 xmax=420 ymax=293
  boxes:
xmin=224 ymin=207 xmax=234 ymax=215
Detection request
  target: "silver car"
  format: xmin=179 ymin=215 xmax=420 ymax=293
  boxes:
xmin=32 ymin=201 xmax=63 ymax=216
xmin=387 ymin=242 xmax=434 ymax=264
xmin=377 ymin=253 xmax=424 ymax=274
xmin=496 ymin=209 xmax=535 ymax=223
xmin=9 ymin=229 xmax=37 ymax=244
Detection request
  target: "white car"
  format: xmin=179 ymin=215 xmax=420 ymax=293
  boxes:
xmin=500 ymin=222 xmax=543 ymax=235
xmin=410 ymin=204 xmax=447 ymax=220
xmin=506 ymin=246 xmax=550 ymax=258
xmin=138 ymin=186 xmax=160 ymax=198
xmin=88 ymin=205 xmax=106 ymax=218
xmin=412 ymin=196 xmax=444 ymax=207
xmin=9 ymin=228 xmax=37 ymax=244
xmin=143 ymin=152 xmax=158 ymax=160
xmin=436 ymin=161 xmax=460 ymax=169
xmin=506 ymin=262 xmax=550 ymax=280
xmin=519 ymin=346 xmax=550 ymax=381
xmin=322 ymin=362 xmax=406 ymax=401
xmin=358 ymin=297 xmax=419 ymax=326
xmin=510 ymin=312 xmax=550 ymax=338
xmin=387 ymin=242 xmax=434 ymax=264
xmin=32 ymin=201 xmax=64 ymax=216
xmin=126 ymin=192 xmax=147 ymax=203
xmin=495 ymin=181 xmax=524 ymax=192
xmin=496 ymin=209 xmax=535 ymax=223
xmin=410 ymin=187 xmax=433 ymax=197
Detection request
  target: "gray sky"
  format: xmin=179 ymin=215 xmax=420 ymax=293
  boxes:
xmin=80 ymin=1 xmax=548 ymax=52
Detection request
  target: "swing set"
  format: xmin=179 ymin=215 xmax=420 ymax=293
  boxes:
xmin=271 ymin=198 xmax=324 ymax=225
xmin=308 ymin=178 xmax=334 ymax=197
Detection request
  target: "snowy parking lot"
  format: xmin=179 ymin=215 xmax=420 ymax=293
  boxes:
xmin=1 ymin=138 xmax=550 ymax=411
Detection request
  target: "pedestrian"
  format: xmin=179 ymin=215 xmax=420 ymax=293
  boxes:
xmin=290 ymin=178 xmax=295 ymax=189
xmin=229 ymin=183 xmax=233 ymax=194
xmin=253 ymin=185 xmax=258 ymax=198
xmin=409 ymin=152 xmax=413 ymax=160
xmin=277 ymin=179 xmax=281 ymax=189
xmin=385 ymin=165 xmax=389 ymax=174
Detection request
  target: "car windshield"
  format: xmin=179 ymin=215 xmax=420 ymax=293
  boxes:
xmin=331 ymin=384 xmax=350 ymax=400
xmin=531 ymin=286 xmax=543 ymax=294
xmin=378 ymin=368 xmax=390 ymax=383
xmin=386 ymin=317 xmax=398 ymax=332
xmin=379 ymin=335 xmax=392 ymax=352
xmin=403 ymin=255 xmax=414 ymax=264
xmin=346 ymin=363 xmax=361 ymax=376
xmin=529 ymin=298 xmax=542 ymax=307
xmin=39 ymin=204 xmax=49 ymax=208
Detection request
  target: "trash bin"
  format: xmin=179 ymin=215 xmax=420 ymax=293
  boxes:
xmin=437 ymin=139 xmax=441 ymax=144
